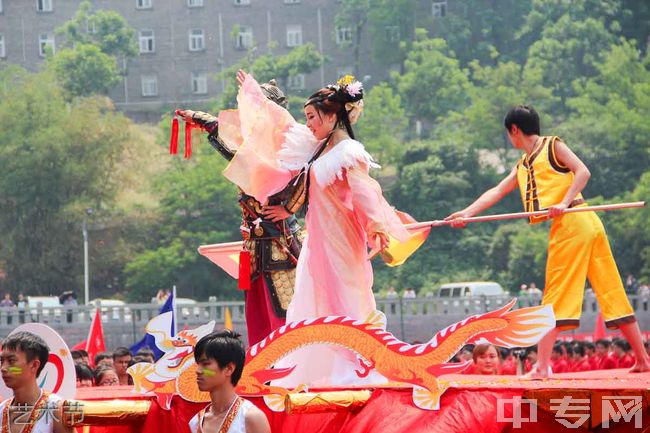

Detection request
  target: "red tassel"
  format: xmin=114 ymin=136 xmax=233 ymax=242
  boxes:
xmin=184 ymin=122 xmax=192 ymax=159
xmin=169 ymin=116 xmax=179 ymax=155
xmin=238 ymin=250 xmax=251 ymax=290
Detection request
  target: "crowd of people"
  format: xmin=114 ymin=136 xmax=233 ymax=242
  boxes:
xmin=455 ymin=338 xmax=650 ymax=376
xmin=71 ymin=347 xmax=155 ymax=388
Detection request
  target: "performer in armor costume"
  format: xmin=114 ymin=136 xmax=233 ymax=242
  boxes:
xmin=177 ymin=80 xmax=303 ymax=347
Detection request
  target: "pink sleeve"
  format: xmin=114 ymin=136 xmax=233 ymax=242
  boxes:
xmin=347 ymin=166 xmax=410 ymax=247
xmin=221 ymin=75 xmax=296 ymax=204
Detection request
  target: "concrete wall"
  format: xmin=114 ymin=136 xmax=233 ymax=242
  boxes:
xmin=1 ymin=296 xmax=647 ymax=350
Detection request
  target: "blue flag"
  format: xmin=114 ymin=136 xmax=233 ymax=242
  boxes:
xmin=130 ymin=291 xmax=175 ymax=360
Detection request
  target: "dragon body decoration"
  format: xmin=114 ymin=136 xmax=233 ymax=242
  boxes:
xmin=237 ymin=300 xmax=554 ymax=410
xmin=127 ymin=312 xmax=215 ymax=409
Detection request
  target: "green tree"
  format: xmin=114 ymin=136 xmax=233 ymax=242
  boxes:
xmin=50 ymin=1 xmax=136 ymax=98
xmin=355 ymin=83 xmax=408 ymax=164
xmin=0 ymin=66 xmax=132 ymax=295
xmin=558 ymin=39 xmax=650 ymax=198
xmin=123 ymin=133 xmax=242 ymax=302
xmin=366 ymin=0 xmax=416 ymax=68
xmin=394 ymin=31 xmax=472 ymax=136
xmin=216 ymin=43 xmax=324 ymax=109
xmin=439 ymin=60 xmax=557 ymax=168
xmin=56 ymin=0 xmax=136 ymax=58
xmin=425 ymin=0 xmax=533 ymax=66
xmin=49 ymin=45 xmax=120 ymax=98
xmin=334 ymin=0 xmax=370 ymax=77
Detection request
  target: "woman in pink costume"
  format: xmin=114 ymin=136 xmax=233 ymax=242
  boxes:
xmin=221 ymin=72 xmax=413 ymax=386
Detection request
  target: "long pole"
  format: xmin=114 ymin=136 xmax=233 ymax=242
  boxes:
xmin=83 ymin=218 xmax=89 ymax=306
xmin=406 ymin=201 xmax=645 ymax=230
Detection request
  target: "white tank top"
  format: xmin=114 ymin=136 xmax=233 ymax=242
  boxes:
xmin=0 ymin=391 xmax=63 ymax=433
xmin=189 ymin=398 xmax=254 ymax=433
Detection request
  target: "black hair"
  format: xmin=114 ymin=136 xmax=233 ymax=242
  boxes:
xmin=75 ymin=364 xmax=94 ymax=382
xmin=612 ymin=340 xmax=628 ymax=351
xmin=194 ymin=330 xmax=246 ymax=386
xmin=552 ymin=344 xmax=564 ymax=355
xmin=94 ymin=352 xmax=111 ymax=366
xmin=504 ymin=105 xmax=540 ymax=135
xmin=2 ymin=331 xmax=50 ymax=376
xmin=573 ymin=344 xmax=585 ymax=357
xmin=584 ymin=341 xmax=595 ymax=351
xmin=71 ymin=350 xmax=83 ymax=360
xmin=304 ymin=82 xmax=363 ymax=140
xmin=595 ymin=339 xmax=611 ymax=348
xmin=112 ymin=347 xmax=132 ymax=359
xmin=79 ymin=350 xmax=89 ymax=358
xmin=526 ymin=346 xmax=538 ymax=355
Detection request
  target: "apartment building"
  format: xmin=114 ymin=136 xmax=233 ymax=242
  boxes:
xmin=0 ymin=0 xmax=447 ymax=116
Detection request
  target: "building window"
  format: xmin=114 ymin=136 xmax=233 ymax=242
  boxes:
xmin=136 ymin=0 xmax=152 ymax=9
xmin=432 ymin=1 xmax=447 ymax=18
xmin=37 ymin=0 xmax=53 ymax=12
xmin=0 ymin=35 xmax=5 ymax=58
xmin=335 ymin=27 xmax=352 ymax=45
xmin=141 ymin=75 xmax=158 ymax=96
xmin=235 ymin=26 xmax=253 ymax=50
xmin=286 ymin=25 xmax=303 ymax=47
xmin=287 ymin=74 xmax=305 ymax=90
xmin=191 ymin=73 xmax=208 ymax=95
xmin=234 ymin=0 xmax=250 ymax=5
xmin=385 ymin=26 xmax=400 ymax=42
xmin=139 ymin=29 xmax=155 ymax=53
xmin=188 ymin=0 xmax=203 ymax=7
xmin=189 ymin=29 xmax=205 ymax=51
xmin=38 ymin=33 xmax=55 ymax=57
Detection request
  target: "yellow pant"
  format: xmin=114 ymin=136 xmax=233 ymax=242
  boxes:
xmin=543 ymin=210 xmax=636 ymax=330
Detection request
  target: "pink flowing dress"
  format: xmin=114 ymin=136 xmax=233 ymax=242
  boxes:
xmin=220 ymin=76 xmax=410 ymax=386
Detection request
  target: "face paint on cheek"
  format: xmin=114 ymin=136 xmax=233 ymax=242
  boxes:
xmin=8 ymin=367 xmax=22 ymax=375
xmin=201 ymin=368 xmax=217 ymax=377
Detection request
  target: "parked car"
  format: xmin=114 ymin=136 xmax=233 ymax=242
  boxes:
xmin=87 ymin=298 xmax=132 ymax=322
xmin=437 ymin=281 xmax=506 ymax=298
xmin=436 ymin=281 xmax=507 ymax=313
xmin=175 ymin=297 xmax=202 ymax=318
xmin=27 ymin=296 xmax=63 ymax=321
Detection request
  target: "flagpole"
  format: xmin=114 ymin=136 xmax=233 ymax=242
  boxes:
xmin=172 ymin=285 xmax=177 ymax=336
xmin=405 ymin=201 xmax=645 ymax=230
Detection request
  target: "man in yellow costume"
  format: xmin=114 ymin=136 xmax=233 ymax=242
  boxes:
xmin=447 ymin=105 xmax=650 ymax=378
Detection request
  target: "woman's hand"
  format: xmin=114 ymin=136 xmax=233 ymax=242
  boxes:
xmin=175 ymin=109 xmax=196 ymax=124
xmin=262 ymin=205 xmax=291 ymax=222
xmin=237 ymin=70 xmax=249 ymax=87
xmin=375 ymin=232 xmax=390 ymax=251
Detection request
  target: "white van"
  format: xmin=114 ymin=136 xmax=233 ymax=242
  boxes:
xmin=437 ymin=281 xmax=506 ymax=298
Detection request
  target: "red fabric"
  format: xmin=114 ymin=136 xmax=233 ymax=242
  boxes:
xmin=599 ymin=352 xmax=618 ymax=370
xmin=571 ymin=356 xmax=592 ymax=372
xmin=501 ymin=357 xmax=517 ymax=375
xmin=184 ymin=121 xmax=192 ymax=159
xmin=244 ymin=276 xmax=285 ymax=346
xmin=85 ymin=309 xmax=106 ymax=368
xmin=170 ymin=116 xmax=179 ymax=155
xmin=551 ymin=358 xmax=569 ymax=373
xmin=238 ymin=250 xmax=251 ymax=290
xmin=589 ymin=354 xmax=601 ymax=370
xmin=593 ymin=312 xmax=606 ymax=340
xmin=618 ymin=353 xmax=635 ymax=369
xmin=71 ymin=340 xmax=86 ymax=350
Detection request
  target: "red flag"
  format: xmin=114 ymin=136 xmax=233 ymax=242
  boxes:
xmin=71 ymin=340 xmax=86 ymax=350
xmin=593 ymin=311 xmax=607 ymax=341
xmin=85 ymin=309 xmax=106 ymax=368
